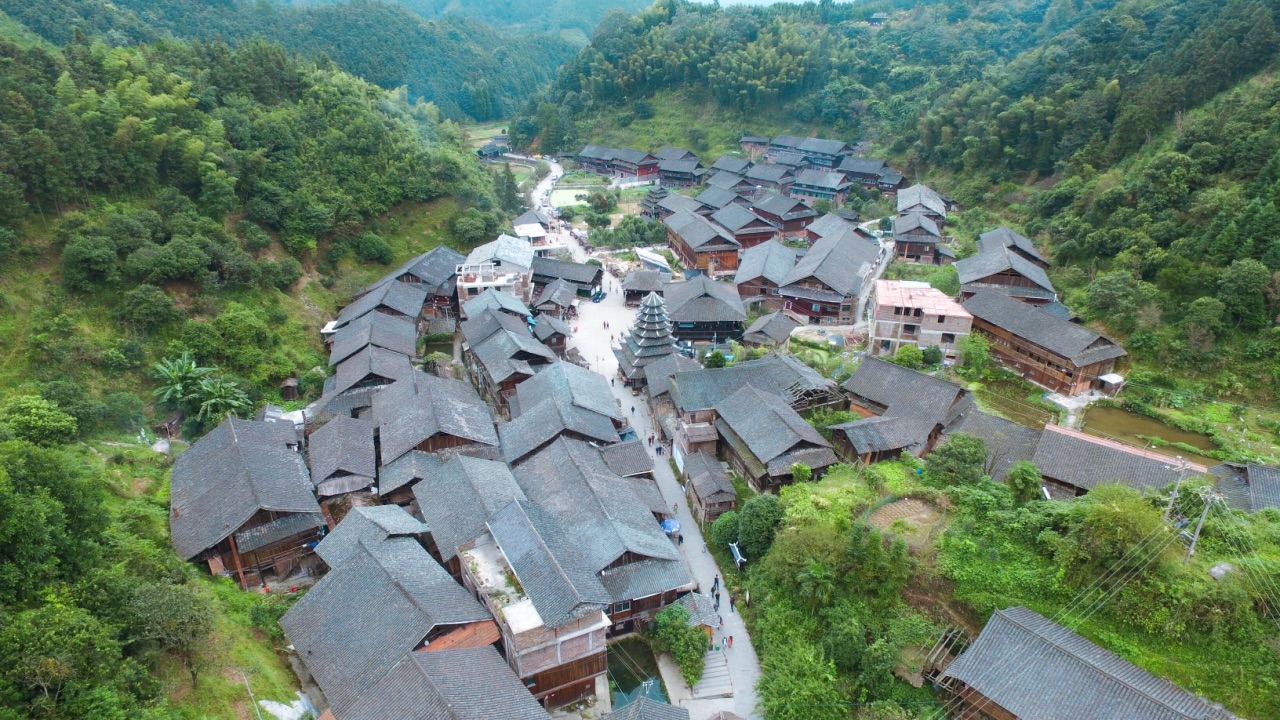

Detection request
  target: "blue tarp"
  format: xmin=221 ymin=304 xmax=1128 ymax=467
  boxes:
xmin=661 ymin=518 xmax=681 ymax=535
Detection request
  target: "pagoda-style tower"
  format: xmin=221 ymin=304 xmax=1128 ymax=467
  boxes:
xmin=613 ymin=292 xmax=676 ymax=386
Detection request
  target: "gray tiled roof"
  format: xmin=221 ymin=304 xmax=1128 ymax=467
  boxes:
xmin=336 ymin=280 xmax=428 ymax=328
xmin=377 ymin=449 xmax=444 ymax=495
xmin=963 ymin=290 xmax=1126 ymax=367
xmin=462 ymin=288 xmax=530 ymax=319
xmin=359 ymin=245 xmax=464 ymax=298
xmin=735 ymin=240 xmax=799 ymax=287
xmin=683 ymin=451 xmax=735 ymax=502
xmin=514 ymin=360 xmax=622 ymax=421
xmin=461 ymin=307 xmax=530 ymax=347
xmin=659 ymin=158 xmax=702 ymax=174
xmin=664 ymin=210 xmax=741 ymax=252
xmin=655 ymin=146 xmax=698 ymax=162
xmin=893 ymin=212 xmax=941 ymax=239
xmin=600 ymin=556 xmax=693 ymax=605
xmin=658 ymin=192 xmax=706 ymax=216
xmin=326 ymin=345 xmax=415 ymax=398
xmin=514 ymin=208 xmax=552 ymax=229
xmin=645 ymin=353 xmax=703 ymax=400
xmin=534 ymin=278 xmax=579 ymax=309
xmin=342 ymin=646 xmax=551 ymax=720
xmin=613 ymin=147 xmax=656 ymax=165
xmin=463 ymin=234 xmax=534 ymax=271
xmin=487 ymin=499 xmax=612 ymax=627
xmin=942 ymin=606 xmax=1240 ymax=720
xmin=170 ymin=417 xmax=318 ymax=559
xmin=372 ymin=371 xmax=498 ymax=465
xmin=944 ymin=408 xmax=1043 ymax=481
xmin=711 ymin=204 xmax=775 ymax=234
xmin=715 ymin=385 xmax=832 ymax=466
xmin=663 ymin=276 xmax=747 ymax=323
xmin=315 ymin=504 xmax=428 ymax=568
xmin=745 ymin=164 xmax=793 ymax=184
xmin=279 ymin=537 xmax=492 ymax=716
xmin=897 ymin=184 xmax=947 ymax=218
xmin=578 ymin=144 xmax=615 ymax=161
xmin=781 ymin=231 xmax=879 ymax=297
xmin=696 ymin=186 xmax=744 ymax=211
xmin=794 ymin=168 xmax=850 ymax=191
xmin=328 ymin=312 xmax=417 ymax=366
xmin=835 ymin=357 xmax=971 ymax=455
xmin=307 ymin=415 xmax=376 ymax=493
xmin=623 ymin=270 xmax=672 ymax=293
xmin=806 ymin=212 xmax=855 ymax=239
xmin=600 ymin=439 xmax=654 ymax=478
xmin=955 ymin=246 xmax=1055 ymax=294
xmin=978 ymin=226 xmax=1047 ymax=264
xmin=514 ymin=438 xmax=682 ymax=576
xmin=674 ymin=593 xmax=719 ymax=631
xmin=710 ymin=156 xmax=752 ymax=175
xmin=750 ymin=191 xmax=816 ymax=221
xmin=770 ymin=151 xmax=809 ymax=168
xmin=531 ymin=312 xmax=572 ymax=342
xmin=1032 ymin=425 xmax=1205 ymax=494
xmin=470 ymin=327 xmax=557 ymax=385
xmin=838 ymin=157 xmax=888 ymax=176
xmin=233 ymin=512 xmax=324 ymax=552
xmin=415 ymin=455 xmax=525 ymax=561
xmin=500 ymin=394 xmax=620 ymax=465
xmin=1210 ymin=463 xmax=1280 ymax=513
xmin=532 ymin=256 xmax=602 ymax=286
xmin=743 ymin=311 xmax=800 ymax=345
xmin=669 ymin=352 xmax=835 ymax=412
xmin=706 ymin=170 xmax=753 ymax=191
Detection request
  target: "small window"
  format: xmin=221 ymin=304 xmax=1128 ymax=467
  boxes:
xmin=611 ymin=600 xmax=631 ymax=613
xmin=937 ymin=315 xmax=946 ymax=323
xmin=904 ymin=324 xmax=917 ymax=333
xmin=771 ymin=288 xmax=780 ymax=295
xmin=811 ymin=304 xmax=821 ymax=312
xmin=941 ymin=333 xmax=956 ymax=344
xmin=841 ymin=304 xmax=852 ymax=312
xmin=467 ymin=287 xmax=479 ymax=296
xmin=759 ymin=286 xmax=767 ymax=295
xmin=880 ymin=340 xmax=891 ymax=351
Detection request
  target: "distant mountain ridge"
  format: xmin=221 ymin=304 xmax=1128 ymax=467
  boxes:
xmin=289 ymin=0 xmax=653 ymax=36
xmin=0 ymin=0 xmax=580 ymax=120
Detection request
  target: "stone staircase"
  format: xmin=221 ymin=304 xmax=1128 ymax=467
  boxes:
xmin=692 ymin=651 xmax=733 ymax=699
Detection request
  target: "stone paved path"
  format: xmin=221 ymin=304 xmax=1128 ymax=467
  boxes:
xmin=563 ymin=260 xmax=763 ymax=720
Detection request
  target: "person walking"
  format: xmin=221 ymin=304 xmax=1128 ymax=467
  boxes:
xmin=728 ymin=636 xmax=734 ymax=648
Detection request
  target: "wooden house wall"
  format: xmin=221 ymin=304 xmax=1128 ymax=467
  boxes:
xmin=971 ymin=318 xmax=1115 ymax=396
xmin=950 ymin=686 xmax=1019 ymax=720
xmin=527 ymin=653 xmax=607 ymax=708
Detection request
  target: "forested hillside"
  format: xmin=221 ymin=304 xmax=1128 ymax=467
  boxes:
xmin=517 ymin=0 xmax=1280 ymax=403
xmin=0 ymin=0 xmax=576 ymax=119
xmin=292 ymin=0 xmax=652 ymax=37
xmin=0 ymin=29 xmax=510 ymax=717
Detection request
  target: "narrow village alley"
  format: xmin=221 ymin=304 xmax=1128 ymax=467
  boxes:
xmin=565 ymin=268 xmax=763 ymax=720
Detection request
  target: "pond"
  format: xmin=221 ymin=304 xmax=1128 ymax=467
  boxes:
xmin=549 ymin=188 xmax=589 ymax=208
xmin=608 ymin=636 xmax=668 ymax=709
xmin=1080 ymin=406 xmax=1218 ymax=466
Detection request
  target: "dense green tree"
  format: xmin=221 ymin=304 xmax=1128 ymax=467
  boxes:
xmin=116 ymin=285 xmax=181 ymax=330
xmin=1218 ymin=258 xmax=1271 ymax=330
xmin=651 ymin=604 xmax=706 ymax=685
xmin=710 ymin=509 xmax=740 ymax=549
xmin=957 ymin=333 xmax=990 ymax=375
xmin=705 ymin=350 xmax=727 ymax=368
xmin=150 ymin=353 xmax=213 ymax=411
xmin=925 ymin=433 xmax=988 ymax=487
xmin=757 ymin=639 xmax=847 ymax=720
xmin=190 ymin=377 xmax=251 ymax=422
xmin=0 ymin=396 xmax=78 ymax=446
xmin=737 ymin=494 xmax=784 ymax=561
xmin=1006 ymin=460 xmax=1043 ymax=503
xmin=890 ymin=344 xmax=923 ymax=369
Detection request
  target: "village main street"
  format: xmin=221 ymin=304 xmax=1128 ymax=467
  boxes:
xmin=557 ymin=248 xmax=763 ymax=719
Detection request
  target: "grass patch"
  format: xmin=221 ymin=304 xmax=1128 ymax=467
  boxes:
xmin=583 ymin=88 xmax=827 ymax=159
xmin=460 ymin=119 xmax=511 ymax=148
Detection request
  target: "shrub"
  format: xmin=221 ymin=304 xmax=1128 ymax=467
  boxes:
xmin=738 ymin=494 xmax=784 ymax=561
xmin=925 ymin=433 xmax=988 ymax=486
xmin=0 ymin=396 xmax=78 ymax=446
xmin=921 ymin=346 xmax=944 ymax=366
xmin=710 ymin=510 xmax=740 ymax=549
xmin=40 ymin=380 xmax=103 ymax=434
xmin=258 ymin=257 xmax=303 ymax=290
xmin=116 ymin=284 xmax=181 ymax=329
xmin=61 ymin=234 xmax=119 ymax=289
xmin=354 ymin=232 xmax=394 ymax=264
xmin=238 ymin=221 xmax=273 ymax=252
xmin=651 ymin=604 xmax=707 ymax=685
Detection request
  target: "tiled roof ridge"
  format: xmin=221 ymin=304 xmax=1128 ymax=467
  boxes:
xmin=1043 ymin=425 xmax=1207 ymax=473
xmin=504 ymin=500 xmax=588 ymax=610
xmin=997 ymin=607 xmax=1217 ymax=717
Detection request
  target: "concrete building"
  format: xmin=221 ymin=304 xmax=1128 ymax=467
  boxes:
xmin=870 ymin=280 xmax=972 ymax=360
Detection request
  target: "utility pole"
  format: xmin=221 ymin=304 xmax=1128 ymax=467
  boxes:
xmin=1162 ymin=456 xmax=1187 ymax=522
xmin=1185 ymin=489 xmax=1216 ymax=562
